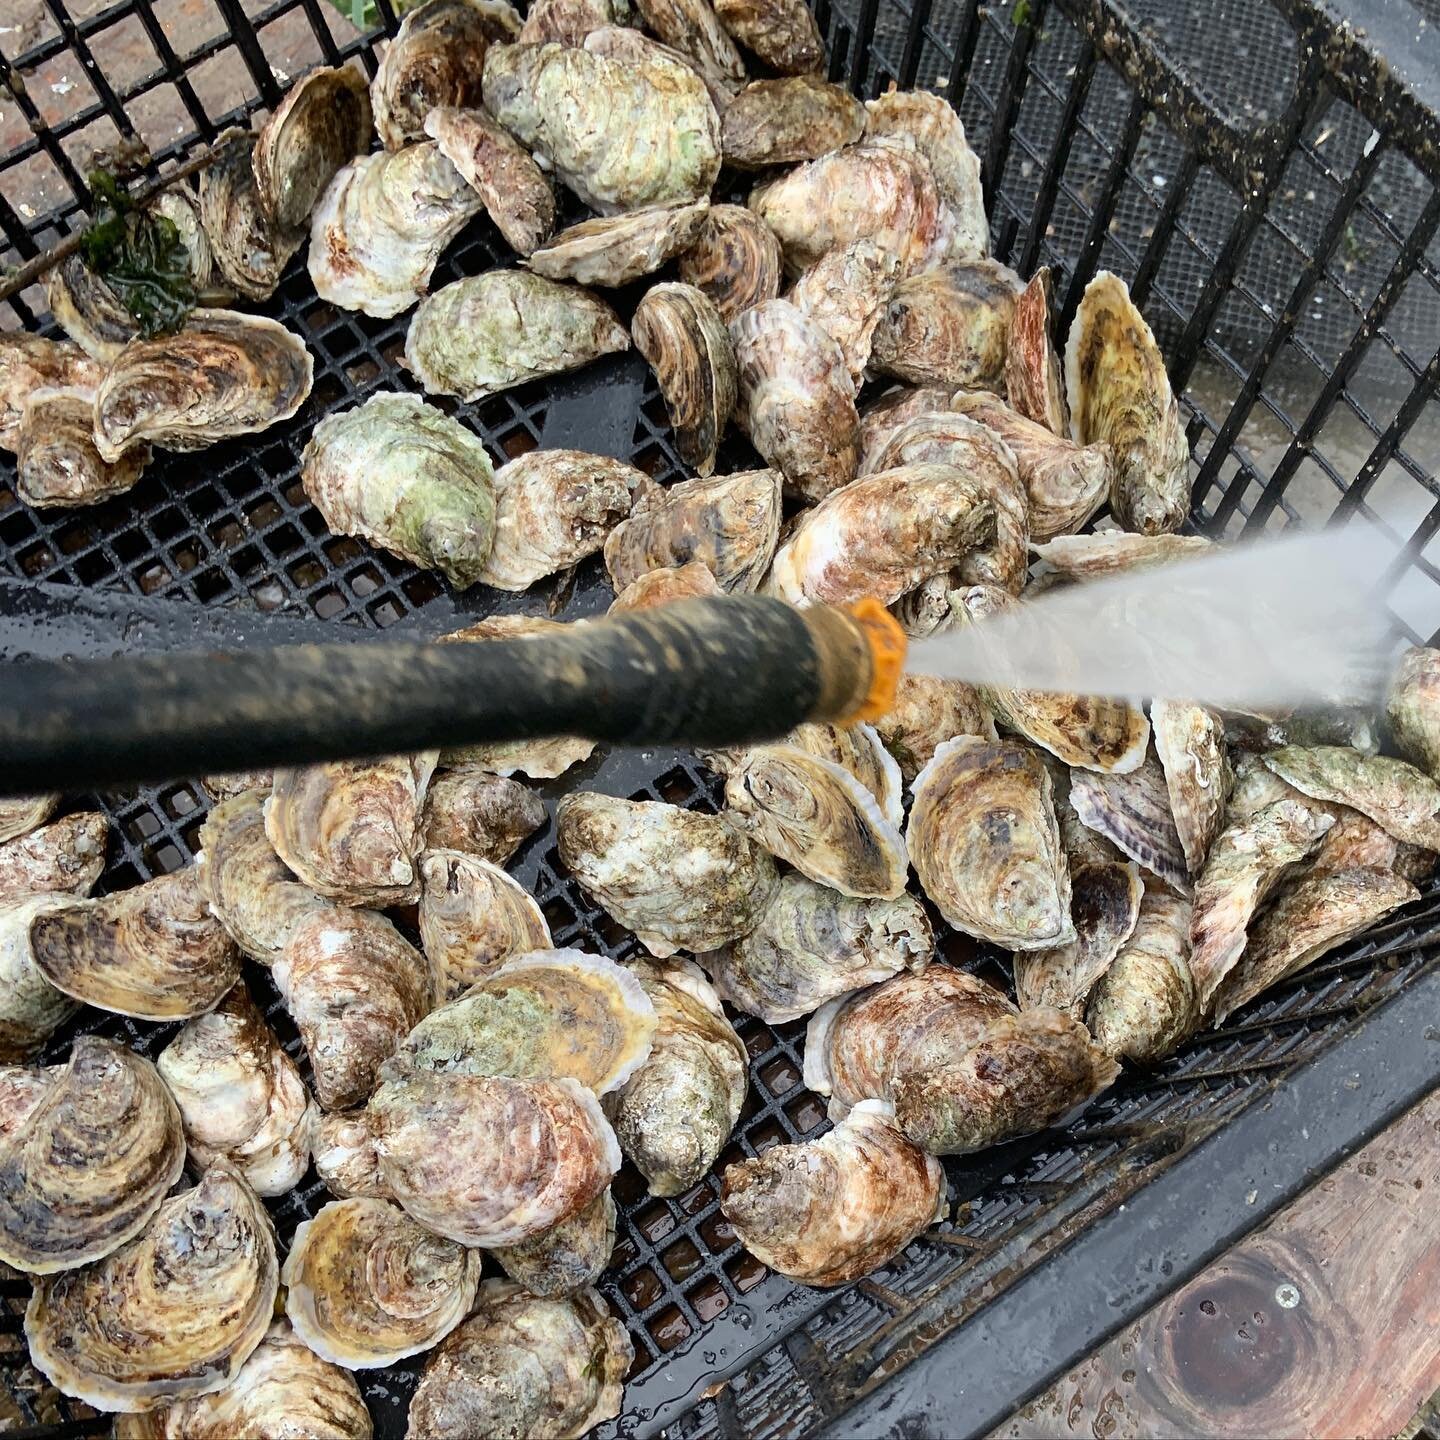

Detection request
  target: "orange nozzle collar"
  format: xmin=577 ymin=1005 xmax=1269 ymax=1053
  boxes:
xmin=840 ymin=598 xmax=906 ymax=723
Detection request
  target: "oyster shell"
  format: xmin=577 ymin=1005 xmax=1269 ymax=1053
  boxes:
xmin=871 ymin=258 xmax=1021 ymax=390
xmin=93 ymin=310 xmax=313 ymax=462
xmin=46 ymin=254 xmax=137 ymax=361
xmin=419 ymin=851 xmax=551 ymax=999
xmin=372 ymin=0 xmax=521 ymax=150
xmin=557 ymin=792 xmax=779 ymax=956
xmin=632 ymin=281 xmax=736 ymax=476
xmin=712 ymin=0 xmax=821 ymax=72
xmin=1069 ymin=753 xmax=1188 ymax=891
xmin=393 ymin=947 xmax=654 ymax=1093
xmin=1029 ymin=531 xmax=1213 ymax=580
xmin=520 ymin=0 xmax=633 ymax=43
xmin=1311 ymin=807 xmax=1435 ymax=883
xmin=730 ymin=298 xmax=860 ymax=502
xmin=370 ymin=1070 xmax=620 ymax=1246
xmin=1066 ymin=271 xmax=1190 ymax=535
xmin=283 ymin=1197 xmax=481 ymax=1367
xmin=874 ymin=673 xmax=996 ymax=786
xmin=424 ymin=106 xmax=554 ymax=257
xmin=253 ymin=65 xmax=372 ymax=231
xmin=702 ymin=872 xmax=932 ymax=1023
xmin=890 ymin=573 xmax=954 ymax=638
xmin=0 ymin=811 xmax=108 ymax=906
xmin=439 ymin=616 xmax=596 ymax=777
xmin=0 ymin=897 xmax=80 ymax=1060
xmin=119 ymin=1320 xmax=371 ymax=1440
xmin=906 ymin=736 xmax=1074 ymax=949
xmin=610 ymin=560 xmax=724 ymax=611
xmin=25 ymin=1162 xmax=278 ymax=1413
xmin=266 ymin=753 xmax=436 ymax=908
xmin=1151 ymin=699 xmax=1232 ymax=877
xmin=0 ymin=334 xmax=103 ymax=451
xmin=722 ymin=77 xmax=865 ymax=169
xmin=314 ymin=1109 xmax=391 ymax=1201
xmin=308 ymin=143 xmax=483 ymax=319
xmin=483 ymin=40 xmax=721 ymax=213
xmin=863 ymin=409 xmax=1029 ymax=594
xmin=584 ymin=22 xmax=736 ymax=114
xmin=407 ymin=1282 xmax=630 ymax=1440
xmin=750 ymin=135 xmax=946 ymax=275
xmin=423 ymin=767 xmax=546 ymax=863
xmin=202 ymin=770 xmax=274 ymax=801
xmin=952 ymin=390 xmax=1110 ymax=542
xmin=1386 ymin=646 xmax=1440 ymax=781
xmin=1262 ymin=745 xmax=1440 ymax=850
xmin=151 ymin=184 xmax=220 ymax=295
xmin=604 ymin=469 xmax=781 ymax=594
xmin=787 ymin=239 xmax=900 ymax=387
xmin=0 ymin=1037 xmax=184 ymax=1274
xmin=529 ymin=202 xmax=707 ymax=289
xmin=1188 ymin=797 xmax=1335 ymax=1010
xmin=725 ymin=744 xmax=909 ymax=899
xmin=1005 ymin=266 xmax=1067 ymax=434
xmin=677 ymin=202 xmax=783 ymax=322
xmin=857 ymin=386 xmax=954 ymax=473
xmin=1084 ymin=882 xmax=1197 ymax=1064
xmin=273 ymin=907 xmax=436 ymax=1110
xmin=406 ymin=270 xmax=629 ymax=401
xmin=198 ymin=129 xmax=305 ymax=301
xmin=156 ymin=987 xmax=316 ymax=1198
xmin=492 ymin=1189 xmax=616 ymax=1296
xmin=764 ymin=463 xmax=994 ymax=608
xmin=634 ymin=0 xmax=745 ymax=92
xmin=481 ymin=449 xmax=639 ymax=590
xmin=15 ymin=385 xmax=149 ymax=509
xmin=721 ymin=1098 xmax=943 ymax=1286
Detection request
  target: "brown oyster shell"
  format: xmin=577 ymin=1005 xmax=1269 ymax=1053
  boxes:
xmin=520 ymin=0 xmax=632 ymax=44
xmin=874 ymin=673 xmax=995 ymax=786
xmin=0 ymin=334 xmax=102 ymax=451
xmin=314 ymin=1108 xmax=391 ymax=1201
xmin=1387 ymin=645 xmax=1440 ymax=781
xmin=712 ymin=0 xmax=822 ymax=72
xmin=198 ymin=128 xmax=306 ymax=302
xmin=787 ymin=238 xmax=900 ymax=386
xmin=1151 ymin=699 xmax=1232 ymax=877
xmin=722 ymin=76 xmax=865 ymax=169
xmin=677 ymin=202 xmax=783 ymax=323
xmin=583 ymin=23 xmax=737 ymax=115
xmin=0 ymin=811 xmax=108 ymax=907
xmin=610 ymin=560 xmax=725 ymax=611
xmin=492 ymin=1188 xmax=616 ymax=1297
xmin=1005 ymin=266 xmax=1067 ymax=434
xmin=0 ymin=897 xmax=81 ymax=1061
xmin=422 ymin=766 xmax=546 ymax=863
xmin=1262 ymin=744 xmax=1440 ymax=850
xmin=45 ymin=253 xmax=137 ymax=361
xmin=529 ymin=202 xmax=708 ymax=287
xmin=1029 ymin=531 xmax=1213 ymax=580
xmin=857 ymin=385 xmax=953 ymax=472
xmin=15 ymin=386 xmax=149 ymax=509
xmin=1069 ymin=753 xmax=1188 ymax=892
xmin=634 ymin=0 xmax=745 ymax=92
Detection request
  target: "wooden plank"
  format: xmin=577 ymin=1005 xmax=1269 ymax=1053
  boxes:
xmin=994 ymin=1087 xmax=1440 ymax=1440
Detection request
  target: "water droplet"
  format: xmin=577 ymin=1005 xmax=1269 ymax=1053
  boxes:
xmin=1199 ymin=1299 xmax=1216 ymax=1316
xmin=1275 ymin=1283 xmax=1301 ymax=1309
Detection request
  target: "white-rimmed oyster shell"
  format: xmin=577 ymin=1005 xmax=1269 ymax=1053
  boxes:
xmin=492 ymin=1189 xmax=616 ymax=1297
xmin=1005 ymin=266 xmax=1067 ymax=434
xmin=610 ymin=560 xmax=725 ymax=611
xmin=1029 ymin=531 xmax=1213 ymax=580
xmin=786 ymin=238 xmax=899 ymax=386
xmin=1151 ymin=699 xmax=1232 ymax=877
xmin=530 ymin=202 xmax=709 ymax=287
xmin=1069 ymin=754 xmax=1189 ymax=892
xmin=0 ymin=334 xmax=102 ymax=450
xmin=16 ymin=385 xmax=150 ymax=509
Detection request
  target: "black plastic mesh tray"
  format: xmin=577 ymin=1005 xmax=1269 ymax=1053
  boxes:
xmin=5 ymin=0 xmax=1440 ymax=1437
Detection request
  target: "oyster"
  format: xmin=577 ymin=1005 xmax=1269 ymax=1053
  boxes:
xmin=424 ymin=106 xmax=554 ymax=257
xmin=406 ymin=271 xmax=629 ymax=401
xmin=634 ymin=0 xmax=745 ymax=92
xmin=423 ymin=766 xmax=546 ymax=863
xmin=952 ymin=390 xmax=1110 ymax=542
xmin=119 ymin=1320 xmax=371 ymax=1440
xmin=858 ymin=386 xmax=955 ymax=473
xmin=606 ymin=959 xmax=745 ymax=1196
xmin=1029 ymin=531 xmax=1213 ymax=580
xmin=713 ymin=0 xmax=822 ymax=72
xmin=492 ymin=1189 xmax=616 ymax=1296
xmin=529 ymin=202 xmax=707 ymax=288
xmin=483 ymin=40 xmax=721 ymax=213
xmin=0 ymin=1037 xmax=184 ymax=1274
xmin=1005 ymin=266 xmax=1067 ymax=434
xmin=393 ymin=947 xmax=654 ymax=1093
xmin=1066 ymin=271 xmax=1190 ymax=535
xmin=0 ymin=811 xmax=108 ymax=906
xmin=46 ymin=254 xmax=137 ymax=361
xmin=273 ymin=907 xmax=436 ymax=1110
xmin=151 ymin=184 xmax=220 ymax=295
xmin=632 ymin=282 xmax=737 ymax=476
xmin=557 ymin=792 xmax=779 ymax=956
xmin=874 ymin=674 xmax=996 ymax=786
xmin=890 ymin=573 xmax=954 ymax=638
xmin=750 ymin=136 xmax=946 ymax=275
xmin=871 ymin=259 xmax=1022 ymax=390
xmin=266 ymin=752 xmax=437 ymax=907
xmin=764 ymin=463 xmax=993 ymax=608
xmin=1311 ymin=807 xmax=1435 ymax=883
xmin=677 ymin=202 xmax=783 ymax=322
xmin=372 ymin=0 xmax=521 ymax=149
xmin=0 ymin=897 xmax=80 ymax=1060
xmin=1188 ymin=798 xmax=1335 ymax=1010
xmin=722 ymin=77 xmax=865 ymax=169
xmin=1085 ymin=882 xmax=1197 ymax=1064
xmin=1263 ymin=745 xmax=1440 ymax=850
xmin=702 ymin=873 xmax=932 ymax=1023
xmin=730 ymin=298 xmax=860 ymax=502
xmin=198 ymin=129 xmax=305 ymax=301
xmin=721 ymin=1099 xmax=943 ymax=1286
xmin=314 ymin=1109 xmax=391 ymax=1201
xmin=788 ymin=239 xmax=900 ymax=386
xmin=863 ymin=409 xmax=1029 ymax=594
xmin=156 ymin=987 xmax=316 ymax=1198
xmin=94 ymin=310 xmax=313 ymax=462
xmin=253 ymin=65 xmax=372 ymax=231
xmin=610 ymin=560 xmax=724 ymax=611
xmin=25 ymin=1162 xmax=278 ymax=1412
xmin=0 ymin=795 xmax=56 ymax=846
xmin=1151 ymin=700 xmax=1232 ymax=876
xmin=1387 ymin=646 xmax=1440 ymax=781
xmin=439 ymin=616 xmax=596 ymax=777
xmin=309 ymin=143 xmax=482 ymax=318
xmin=725 ymin=745 xmax=909 ymax=899
xmin=419 ymin=851 xmax=551 ymax=998
xmin=16 ymin=385 xmax=149 ymax=509
xmin=407 ymin=1282 xmax=630 ymax=1440
xmin=481 ymin=449 xmax=639 ymax=591
xmin=284 ymin=1197 xmax=481 ymax=1367
xmin=604 ymin=469 xmax=781 ymax=594
xmin=370 ymin=1069 xmax=620 ymax=1246
xmin=906 ymin=736 xmax=1074 ymax=949
xmin=520 ymin=0 xmax=632 ymax=43
xmin=584 ymin=22 xmax=736 ymax=113
xmin=1069 ymin=753 xmax=1189 ymax=891
xmin=0 ymin=334 xmax=102 ymax=450
xmin=202 ymin=769 xmax=273 ymax=800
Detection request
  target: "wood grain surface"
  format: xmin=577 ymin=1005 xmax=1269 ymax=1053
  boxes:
xmin=994 ymin=1087 xmax=1440 ymax=1440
